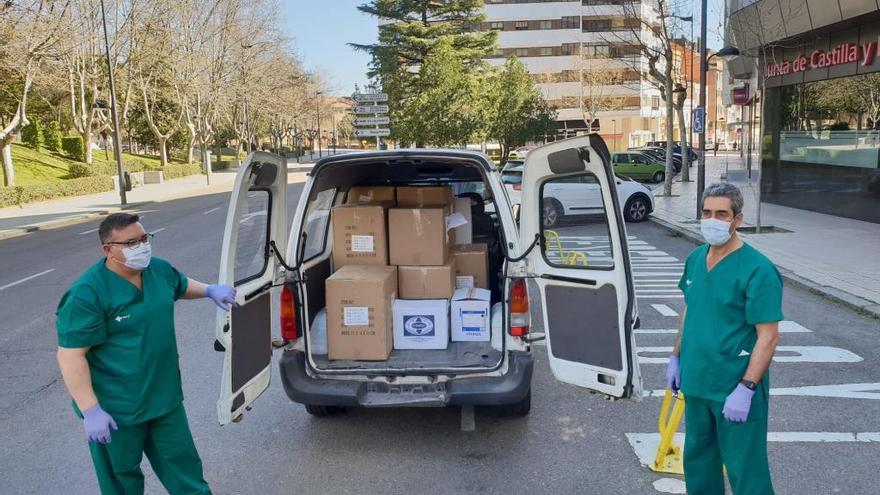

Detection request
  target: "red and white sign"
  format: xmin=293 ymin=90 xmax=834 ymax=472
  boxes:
xmin=764 ymin=38 xmax=879 ymax=77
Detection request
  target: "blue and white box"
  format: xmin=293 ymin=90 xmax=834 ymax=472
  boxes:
xmin=451 ymin=288 xmax=491 ymax=342
xmin=392 ymin=299 xmax=449 ymax=350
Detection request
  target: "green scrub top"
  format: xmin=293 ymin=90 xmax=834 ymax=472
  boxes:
xmin=678 ymin=243 xmax=784 ymax=402
xmin=56 ymin=257 xmax=189 ymax=426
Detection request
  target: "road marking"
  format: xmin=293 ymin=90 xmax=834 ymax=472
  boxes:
xmin=627 ymin=432 xmax=880 ymax=469
xmin=653 ymin=478 xmax=686 ymax=494
xmin=638 ymin=346 xmax=862 ymax=364
xmin=460 ymin=405 xmax=475 ymax=432
xmin=0 ymin=268 xmax=56 ymax=291
xmin=635 ymin=321 xmax=811 ymax=335
xmin=651 ymin=304 xmax=678 ymax=317
xmin=203 ymin=207 xmax=221 ymax=215
xmin=78 ymin=227 xmax=99 ymax=235
xmin=637 ymin=289 xmax=683 ymax=293
xmin=644 ymin=382 xmax=880 ymax=400
xmin=151 ymin=228 xmax=166 ymax=234
xmin=639 ymin=295 xmax=684 ymax=299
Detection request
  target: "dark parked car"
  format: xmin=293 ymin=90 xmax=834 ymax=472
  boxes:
xmin=646 ymin=141 xmax=698 ymax=162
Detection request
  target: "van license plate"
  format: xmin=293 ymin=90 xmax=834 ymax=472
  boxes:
xmin=361 ymin=382 xmax=448 ymax=407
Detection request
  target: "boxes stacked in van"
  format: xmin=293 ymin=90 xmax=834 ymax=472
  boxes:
xmin=324 ymin=185 xmax=492 ymax=361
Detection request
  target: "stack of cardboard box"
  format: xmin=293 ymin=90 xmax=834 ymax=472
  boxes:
xmin=325 ymin=184 xmax=491 ymax=361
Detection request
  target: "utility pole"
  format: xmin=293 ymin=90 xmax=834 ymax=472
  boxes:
xmin=316 ymin=91 xmax=323 ymax=158
xmin=697 ymin=0 xmax=708 ymax=219
xmin=100 ymin=0 xmax=126 ymax=206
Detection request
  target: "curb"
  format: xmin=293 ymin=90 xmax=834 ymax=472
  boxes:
xmin=0 ymin=202 xmax=152 ymax=241
xmin=648 ymin=215 xmax=880 ymax=319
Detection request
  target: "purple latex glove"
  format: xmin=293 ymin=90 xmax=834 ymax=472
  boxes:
xmin=666 ymin=355 xmax=681 ymax=392
xmin=83 ymin=404 xmax=117 ymax=444
xmin=722 ymin=384 xmax=755 ymax=423
xmin=206 ymin=284 xmax=237 ymax=311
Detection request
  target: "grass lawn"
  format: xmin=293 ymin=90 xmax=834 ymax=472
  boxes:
xmin=10 ymin=143 xmax=183 ymax=186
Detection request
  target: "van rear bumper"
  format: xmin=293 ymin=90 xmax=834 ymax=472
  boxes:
xmin=278 ymin=350 xmax=533 ymax=407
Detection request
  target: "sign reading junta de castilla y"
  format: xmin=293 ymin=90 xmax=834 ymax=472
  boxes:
xmin=764 ymin=38 xmax=879 ymax=77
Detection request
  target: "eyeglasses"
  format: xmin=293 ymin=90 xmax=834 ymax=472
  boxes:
xmin=106 ymin=233 xmax=154 ymax=249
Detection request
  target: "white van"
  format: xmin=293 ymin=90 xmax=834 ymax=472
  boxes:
xmin=213 ymin=135 xmax=642 ymax=424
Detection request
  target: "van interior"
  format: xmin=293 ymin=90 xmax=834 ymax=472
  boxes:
xmin=295 ymin=155 xmax=510 ymax=373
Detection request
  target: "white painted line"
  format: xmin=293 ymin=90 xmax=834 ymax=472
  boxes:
xmin=460 ymin=405 xmax=475 ymax=432
xmin=638 ymin=346 xmax=862 ymax=364
xmin=634 ymin=321 xmax=810 ymax=335
xmin=78 ymin=227 xmax=99 ymax=235
xmin=779 ymin=320 xmax=811 ymax=333
xmin=627 ymin=432 xmax=880 ymax=469
xmin=638 ymin=295 xmax=685 ymax=299
xmin=651 ymin=304 xmax=679 ymax=317
xmin=644 ymin=383 xmax=880 ymax=400
xmin=653 ymin=478 xmax=686 ymax=494
xmin=635 ymin=329 xmax=679 ymax=334
xmin=0 ymin=268 xmax=56 ymax=291
xmin=150 ymin=228 xmax=166 ymax=234
xmin=635 ymin=272 xmax=687 ymax=277
xmin=637 ymin=290 xmax=683 ymax=294
xmin=203 ymin=207 xmax=221 ymax=215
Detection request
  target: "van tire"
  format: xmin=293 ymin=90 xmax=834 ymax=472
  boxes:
xmin=497 ymin=389 xmax=531 ymax=416
xmin=304 ymin=404 xmax=346 ymax=417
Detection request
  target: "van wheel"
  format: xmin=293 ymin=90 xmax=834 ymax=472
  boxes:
xmin=304 ymin=405 xmax=346 ymax=417
xmin=498 ymin=389 xmax=531 ymax=416
xmin=652 ymin=171 xmax=665 ymax=183
xmin=542 ymin=200 xmax=562 ymax=228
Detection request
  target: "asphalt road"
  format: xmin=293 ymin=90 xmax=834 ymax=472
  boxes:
xmin=1 ymin=171 xmax=878 ymax=494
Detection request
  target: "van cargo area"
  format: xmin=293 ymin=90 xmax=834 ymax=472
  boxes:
xmin=296 ymin=154 xmax=509 ymax=374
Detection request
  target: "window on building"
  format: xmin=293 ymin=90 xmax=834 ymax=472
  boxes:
xmin=651 ymin=96 xmax=660 ymax=109
xmin=490 ymin=48 xmax=504 ymax=58
xmin=584 ymin=44 xmax=610 ymax=58
xmin=561 ymin=16 xmax=580 ymax=29
xmin=539 ymin=20 xmax=553 ymax=30
xmin=490 ymin=22 xmax=503 ymax=31
xmin=515 ymin=20 xmax=529 ymax=30
xmin=561 ymin=43 xmax=580 ymax=56
xmin=540 ymin=47 xmax=553 ymax=56
xmin=583 ymin=19 xmax=612 ymax=32
xmin=516 ymin=48 xmax=529 ymax=57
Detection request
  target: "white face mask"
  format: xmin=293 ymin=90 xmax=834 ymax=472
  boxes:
xmin=122 ymin=242 xmax=152 ymax=270
xmin=700 ymin=218 xmax=733 ymax=246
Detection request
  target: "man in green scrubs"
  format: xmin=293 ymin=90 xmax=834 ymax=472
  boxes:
xmin=667 ymin=183 xmax=783 ymax=495
xmin=56 ymin=213 xmax=236 ymax=494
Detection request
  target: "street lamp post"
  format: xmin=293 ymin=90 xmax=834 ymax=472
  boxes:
xmin=611 ymin=119 xmax=617 ymax=151
xmin=100 ymin=0 xmax=126 ymax=206
xmin=316 ymin=91 xmax=323 ymax=158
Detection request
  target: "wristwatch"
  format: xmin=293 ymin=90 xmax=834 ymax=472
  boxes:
xmin=740 ymin=379 xmax=757 ymax=391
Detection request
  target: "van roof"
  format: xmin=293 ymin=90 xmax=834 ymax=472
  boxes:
xmin=311 ymin=149 xmax=496 ymax=175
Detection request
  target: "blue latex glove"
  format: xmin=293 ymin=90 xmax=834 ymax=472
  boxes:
xmin=206 ymin=284 xmax=237 ymax=311
xmin=83 ymin=404 xmax=117 ymax=444
xmin=666 ymin=355 xmax=681 ymax=392
xmin=722 ymin=384 xmax=755 ymax=423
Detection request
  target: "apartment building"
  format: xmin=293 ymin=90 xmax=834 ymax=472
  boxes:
xmin=482 ymin=0 xmax=666 ymax=151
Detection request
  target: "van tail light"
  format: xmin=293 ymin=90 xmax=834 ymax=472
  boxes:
xmin=513 ymin=183 xmax=521 ymax=191
xmin=280 ymin=284 xmax=299 ymax=341
xmin=508 ymin=278 xmax=530 ymax=337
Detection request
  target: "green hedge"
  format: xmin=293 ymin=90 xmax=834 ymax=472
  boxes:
xmin=62 ymin=136 xmax=84 ymax=161
xmin=0 ymin=175 xmax=115 ymax=207
xmin=163 ymin=163 xmax=202 ymax=180
xmin=21 ymin=118 xmax=43 ymax=151
xmin=44 ymin=121 xmax=63 ymax=152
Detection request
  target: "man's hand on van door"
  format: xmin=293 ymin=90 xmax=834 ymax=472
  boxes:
xmin=206 ymin=284 xmax=237 ymax=311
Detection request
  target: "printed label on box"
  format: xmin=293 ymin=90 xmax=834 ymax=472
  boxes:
xmin=403 ymin=315 xmax=435 ymax=337
xmin=460 ymin=310 xmax=487 ymax=333
xmin=455 ymin=276 xmax=474 ymax=289
xmin=350 ymin=235 xmax=375 ymax=253
xmin=343 ymin=307 xmax=370 ymax=326
xmin=359 ymin=194 xmax=372 ymax=203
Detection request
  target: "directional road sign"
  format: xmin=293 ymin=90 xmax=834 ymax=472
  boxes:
xmin=692 ymin=107 xmax=706 ymax=133
xmin=354 ymin=104 xmax=389 ymax=114
xmin=354 ymin=128 xmax=391 ymax=137
xmin=353 ymin=116 xmax=390 ymax=126
xmin=353 ymin=93 xmax=388 ymax=103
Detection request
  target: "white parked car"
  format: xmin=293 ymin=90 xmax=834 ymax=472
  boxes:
xmin=502 ymin=163 xmax=655 ymax=226
xmin=214 ymin=135 xmax=641 ymax=423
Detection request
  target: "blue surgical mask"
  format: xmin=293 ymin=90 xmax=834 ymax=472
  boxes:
xmin=700 ymin=218 xmax=732 ymax=246
xmin=122 ymin=242 xmax=152 ymax=270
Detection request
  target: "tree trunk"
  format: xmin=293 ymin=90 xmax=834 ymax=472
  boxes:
xmin=663 ymin=99 xmax=675 ymax=195
xmin=1 ymin=143 xmax=14 ymax=187
xmin=236 ymin=142 xmax=242 ymax=167
xmin=676 ymin=104 xmax=690 ymax=182
xmin=187 ymin=136 xmax=195 ymax=165
xmin=158 ymin=137 xmax=169 ymax=168
xmin=83 ymin=128 xmax=93 ymax=164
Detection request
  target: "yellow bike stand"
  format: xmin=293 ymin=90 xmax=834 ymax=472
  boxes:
xmin=651 ymin=389 xmax=685 ymax=475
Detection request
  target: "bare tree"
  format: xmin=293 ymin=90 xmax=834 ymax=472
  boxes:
xmin=0 ymin=0 xmax=70 ymax=186
xmin=581 ymin=62 xmax=628 ymax=133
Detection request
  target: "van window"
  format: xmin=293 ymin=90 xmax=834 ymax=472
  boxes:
xmin=540 ymin=173 xmax=615 ymax=270
xmin=301 ymin=188 xmax=337 ymax=262
xmin=234 ymin=190 xmax=271 ymax=284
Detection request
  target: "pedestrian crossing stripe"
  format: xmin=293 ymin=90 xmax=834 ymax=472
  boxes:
xmin=642 ymin=382 xmax=880 ymax=400
xmin=637 ymin=346 xmax=862 ymax=364
xmin=634 ymin=321 xmax=812 ymax=334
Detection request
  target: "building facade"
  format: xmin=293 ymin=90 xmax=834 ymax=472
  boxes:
xmin=482 ymin=0 xmax=665 ymax=151
xmin=727 ymin=0 xmax=880 ymax=223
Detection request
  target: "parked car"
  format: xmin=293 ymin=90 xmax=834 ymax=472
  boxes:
xmin=612 ymin=151 xmax=667 ymax=183
xmin=215 ymin=135 xmax=641 ymax=422
xmin=646 ymin=141 xmax=698 ymax=162
xmin=502 ymin=163 xmax=654 ymax=224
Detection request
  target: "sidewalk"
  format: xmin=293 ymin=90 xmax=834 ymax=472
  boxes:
xmin=0 ymin=158 xmax=317 ymax=241
xmin=649 ymin=153 xmax=880 ymax=317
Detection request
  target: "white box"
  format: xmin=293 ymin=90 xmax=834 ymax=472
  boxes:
xmin=392 ymin=299 xmax=449 ymax=350
xmin=451 ymin=288 xmax=491 ymax=342
xmin=452 ymin=197 xmax=472 ymax=245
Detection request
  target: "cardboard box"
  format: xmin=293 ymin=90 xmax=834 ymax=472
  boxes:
xmin=396 ymin=186 xmax=453 ymax=207
xmin=450 ymin=243 xmax=489 ymax=289
xmin=451 ymin=197 xmax=472 ymax=245
xmin=398 ymin=259 xmax=456 ymax=299
xmin=392 ymin=299 xmax=449 ymax=350
xmin=326 ymin=265 xmax=397 ymax=360
xmin=388 ymin=207 xmax=449 ymax=266
xmin=451 ymin=288 xmax=491 ymax=342
xmin=331 ymin=204 xmax=388 ymax=268
xmin=346 ymin=185 xmax=396 ymax=205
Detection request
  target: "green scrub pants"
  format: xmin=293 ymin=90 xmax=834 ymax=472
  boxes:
xmin=87 ymin=403 xmax=211 ymax=495
xmin=683 ymin=385 xmax=774 ymax=495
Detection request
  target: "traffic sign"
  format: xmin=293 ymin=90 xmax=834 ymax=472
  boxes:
xmin=692 ymin=107 xmax=706 ymax=133
xmin=353 ymin=93 xmax=388 ymax=103
xmin=354 ymin=128 xmax=391 ymax=137
xmin=353 ymin=116 xmax=390 ymax=126
xmin=354 ymin=104 xmax=389 ymax=114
